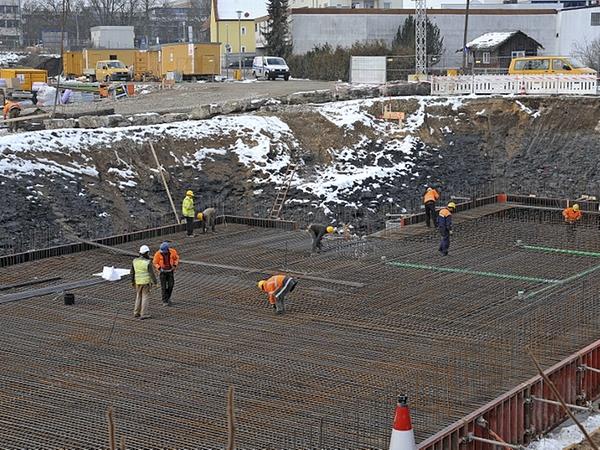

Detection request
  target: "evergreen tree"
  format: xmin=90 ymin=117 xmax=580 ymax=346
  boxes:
xmin=264 ymin=0 xmax=293 ymax=58
xmin=392 ymin=16 xmax=444 ymax=59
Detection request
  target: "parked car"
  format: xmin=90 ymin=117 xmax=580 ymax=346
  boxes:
xmin=508 ymin=56 xmax=596 ymax=75
xmin=88 ymin=60 xmax=132 ymax=82
xmin=252 ymin=56 xmax=290 ymax=80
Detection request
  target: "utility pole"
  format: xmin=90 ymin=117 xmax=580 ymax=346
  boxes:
xmin=462 ymin=0 xmax=471 ymax=71
xmin=415 ymin=0 xmax=427 ymax=77
xmin=236 ymin=10 xmax=242 ymax=79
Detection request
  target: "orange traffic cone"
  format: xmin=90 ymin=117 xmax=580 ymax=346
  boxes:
xmin=389 ymin=395 xmax=417 ymax=450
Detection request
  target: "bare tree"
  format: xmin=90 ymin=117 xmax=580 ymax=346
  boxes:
xmin=89 ymin=0 xmax=127 ymax=25
xmin=572 ymin=38 xmax=600 ymax=71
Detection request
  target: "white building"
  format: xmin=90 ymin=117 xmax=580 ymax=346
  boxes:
xmin=290 ymin=5 xmax=600 ymax=66
xmin=290 ymin=0 xmax=403 ymax=8
xmin=90 ymin=26 xmax=135 ymax=49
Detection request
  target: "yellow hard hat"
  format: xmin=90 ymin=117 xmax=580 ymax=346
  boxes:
xmin=257 ymin=280 xmax=266 ymax=290
xmin=186 ymin=190 xmax=194 ymax=197
xmin=573 ymin=204 xmax=580 ymax=211
xmin=447 ymin=202 xmax=456 ymax=209
xmin=326 ymin=226 xmax=334 ymax=233
xmin=197 ymin=212 xmax=204 ymax=221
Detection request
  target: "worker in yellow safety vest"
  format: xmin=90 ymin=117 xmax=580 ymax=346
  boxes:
xmin=182 ymin=190 xmax=195 ymax=237
xmin=131 ymin=244 xmax=157 ymax=319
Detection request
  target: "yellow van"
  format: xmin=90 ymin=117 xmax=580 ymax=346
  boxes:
xmin=509 ymin=56 xmax=596 ymax=75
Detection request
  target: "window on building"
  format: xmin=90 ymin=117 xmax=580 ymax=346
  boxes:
xmin=384 ymin=2 xmax=392 ymax=7
xmin=241 ymin=26 xmax=246 ymax=35
xmin=511 ymin=50 xmax=525 ymax=58
xmin=592 ymin=12 xmax=600 ymax=25
xmin=482 ymin=52 xmax=490 ymax=64
xmin=255 ymin=23 xmax=258 ymax=32
xmin=241 ymin=45 xmax=246 ymax=53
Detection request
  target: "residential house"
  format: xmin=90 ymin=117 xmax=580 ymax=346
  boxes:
xmin=210 ymin=0 xmax=267 ymax=56
xmin=464 ymin=30 xmax=542 ymax=69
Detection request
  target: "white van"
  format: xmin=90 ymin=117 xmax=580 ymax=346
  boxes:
xmin=252 ymin=56 xmax=290 ymax=81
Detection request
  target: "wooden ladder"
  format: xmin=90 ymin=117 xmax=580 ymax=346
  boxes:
xmin=269 ymin=163 xmax=297 ymax=219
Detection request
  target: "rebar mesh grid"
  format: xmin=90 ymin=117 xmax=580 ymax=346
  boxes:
xmin=1 ymin=212 xmax=600 ymax=448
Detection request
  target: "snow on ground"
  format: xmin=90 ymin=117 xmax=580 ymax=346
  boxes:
xmin=0 ymin=52 xmax=26 ymax=66
xmin=527 ymin=414 xmax=600 ymax=449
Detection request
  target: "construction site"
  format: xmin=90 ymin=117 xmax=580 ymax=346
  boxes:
xmin=1 ymin=193 xmax=600 ymax=448
xmin=3 ymin=88 xmax=600 ymax=448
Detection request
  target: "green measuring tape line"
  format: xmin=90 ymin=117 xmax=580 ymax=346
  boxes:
xmin=387 ymin=261 xmax=560 ymax=284
xmin=521 ymin=245 xmax=600 ymax=258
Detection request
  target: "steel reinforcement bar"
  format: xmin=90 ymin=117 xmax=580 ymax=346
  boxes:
xmin=418 ymin=337 xmax=600 ymax=450
xmin=0 ymin=216 xmax=297 ymax=269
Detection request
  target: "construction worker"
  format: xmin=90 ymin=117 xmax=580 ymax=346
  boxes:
xmin=152 ymin=241 xmax=180 ymax=306
xmin=437 ymin=201 xmax=456 ymax=256
xmin=3 ymin=97 xmax=21 ymax=133
xmin=563 ymin=203 xmax=582 ymax=235
xmin=182 ymin=190 xmax=195 ymax=237
xmin=308 ymin=223 xmax=334 ymax=253
xmin=257 ymin=275 xmax=298 ymax=314
xmin=423 ymin=187 xmax=440 ymax=228
xmin=131 ymin=245 xmax=157 ymax=319
xmin=200 ymin=207 xmax=216 ymax=233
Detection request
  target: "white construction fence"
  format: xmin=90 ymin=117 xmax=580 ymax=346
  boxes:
xmin=350 ymin=56 xmax=387 ymax=84
xmin=431 ymin=74 xmax=597 ymax=96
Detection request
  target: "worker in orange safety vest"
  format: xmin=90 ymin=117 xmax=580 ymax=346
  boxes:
xmin=563 ymin=203 xmax=582 ymax=236
xmin=423 ymin=187 xmax=440 ymax=228
xmin=3 ymin=97 xmax=21 ymax=132
xmin=257 ymin=275 xmax=298 ymax=314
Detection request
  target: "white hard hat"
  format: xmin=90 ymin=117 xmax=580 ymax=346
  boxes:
xmin=139 ymin=245 xmax=150 ymax=254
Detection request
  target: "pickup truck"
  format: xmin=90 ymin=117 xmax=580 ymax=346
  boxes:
xmin=85 ymin=60 xmax=132 ymax=82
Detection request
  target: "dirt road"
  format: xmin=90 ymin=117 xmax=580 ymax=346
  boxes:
xmin=50 ymin=79 xmax=337 ymax=116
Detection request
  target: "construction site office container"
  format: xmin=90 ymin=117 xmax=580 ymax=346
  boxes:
xmin=63 ymin=51 xmax=84 ymax=77
xmin=64 ymin=49 xmax=156 ymax=80
xmin=0 ymin=68 xmax=48 ymax=91
xmin=159 ymin=43 xmax=221 ymax=78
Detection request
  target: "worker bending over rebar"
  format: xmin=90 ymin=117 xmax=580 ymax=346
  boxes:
xmin=562 ymin=203 xmax=582 ymax=237
xmin=258 ymin=275 xmax=298 ymax=314
xmin=308 ymin=223 xmax=334 ymax=253
xmin=199 ymin=207 xmax=216 ymax=233
xmin=437 ymin=202 xmax=456 ymax=256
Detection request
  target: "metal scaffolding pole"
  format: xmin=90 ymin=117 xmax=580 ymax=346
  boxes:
xmin=415 ymin=0 xmax=427 ymax=76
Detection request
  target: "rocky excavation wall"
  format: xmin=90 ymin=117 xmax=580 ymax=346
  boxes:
xmin=1 ymin=94 xmax=599 ymax=253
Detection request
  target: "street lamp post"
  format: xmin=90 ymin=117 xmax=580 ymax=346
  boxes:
xmin=236 ymin=10 xmax=242 ymax=80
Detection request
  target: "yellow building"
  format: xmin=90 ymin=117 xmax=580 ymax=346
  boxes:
xmin=210 ymin=0 xmax=268 ymax=55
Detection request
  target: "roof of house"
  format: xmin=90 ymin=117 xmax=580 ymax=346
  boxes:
xmin=214 ymin=0 xmax=268 ymax=20
xmin=465 ymin=30 xmax=543 ymax=50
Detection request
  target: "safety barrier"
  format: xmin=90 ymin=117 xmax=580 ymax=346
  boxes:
xmin=419 ymin=337 xmax=600 ymax=449
xmin=431 ymin=74 xmax=598 ymax=96
xmin=0 ymin=216 xmax=298 ymax=268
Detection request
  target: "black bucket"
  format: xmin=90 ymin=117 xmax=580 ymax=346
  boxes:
xmin=64 ymin=293 xmax=75 ymax=305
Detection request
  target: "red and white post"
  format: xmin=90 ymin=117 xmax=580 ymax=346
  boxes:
xmin=389 ymin=394 xmax=417 ymax=450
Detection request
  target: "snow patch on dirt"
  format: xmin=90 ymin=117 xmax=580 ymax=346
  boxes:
xmin=527 ymin=415 xmax=600 ymax=449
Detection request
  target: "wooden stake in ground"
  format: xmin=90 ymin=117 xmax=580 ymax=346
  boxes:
xmin=227 ymin=386 xmax=236 ymax=450
xmin=526 ymin=347 xmax=599 ymax=450
xmin=107 ymin=407 xmax=116 ymax=450
xmin=149 ymin=141 xmax=181 ymax=224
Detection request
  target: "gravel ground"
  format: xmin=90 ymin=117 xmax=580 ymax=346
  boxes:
xmin=46 ymin=79 xmax=337 ymax=116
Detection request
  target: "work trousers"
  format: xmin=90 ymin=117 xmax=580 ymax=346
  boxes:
xmin=160 ymin=271 xmax=175 ymax=304
xmin=272 ymin=277 xmax=298 ymax=313
xmin=185 ymin=216 xmax=194 ymax=236
xmin=8 ymin=108 xmax=19 ymax=132
xmin=439 ymin=231 xmax=450 ymax=256
xmin=134 ymin=284 xmax=151 ymax=317
xmin=202 ymin=216 xmax=216 ymax=233
xmin=310 ymin=230 xmax=325 ymax=252
xmin=425 ymin=201 xmax=436 ymax=228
